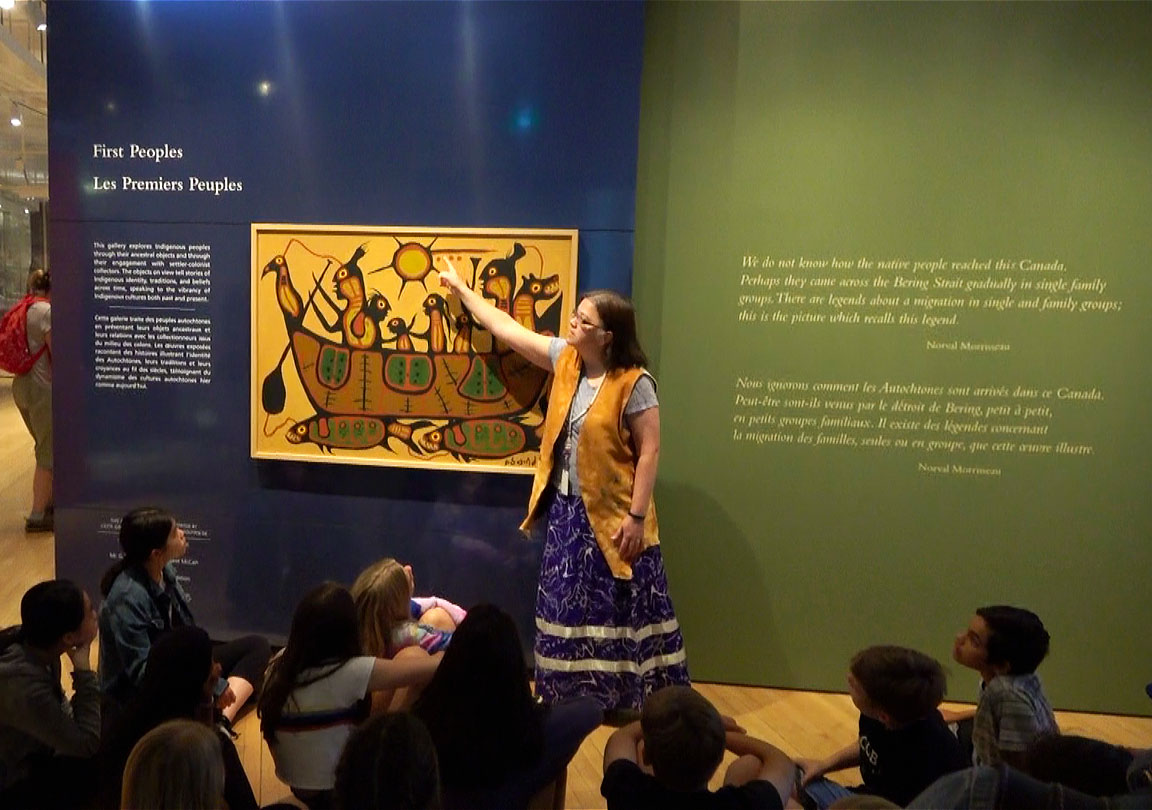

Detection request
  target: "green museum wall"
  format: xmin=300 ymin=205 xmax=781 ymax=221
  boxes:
xmin=634 ymin=2 xmax=1152 ymax=714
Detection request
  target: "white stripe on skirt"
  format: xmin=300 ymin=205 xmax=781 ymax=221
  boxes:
xmin=535 ymin=648 xmax=688 ymax=675
xmin=535 ymin=617 xmax=681 ymax=642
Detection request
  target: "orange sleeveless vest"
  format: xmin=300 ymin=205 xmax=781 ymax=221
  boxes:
xmin=521 ymin=345 xmax=659 ymax=579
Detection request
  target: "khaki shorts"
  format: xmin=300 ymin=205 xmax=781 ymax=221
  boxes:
xmin=13 ymin=375 xmax=52 ymax=470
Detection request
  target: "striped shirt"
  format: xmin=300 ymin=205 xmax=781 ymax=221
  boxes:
xmin=268 ymin=656 xmax=375 ymax=790
xmin=972 ymin=673 xmax=1058 ymax=766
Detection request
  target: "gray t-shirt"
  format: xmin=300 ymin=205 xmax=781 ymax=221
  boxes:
xmin=547 ymin=337 xmax=657 ymax=495
xmin=24 ymin=301 xmax=51 ymax=387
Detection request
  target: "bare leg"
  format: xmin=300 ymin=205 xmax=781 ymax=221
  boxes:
xmin=221 ymin=677 xmax=254 ymax=722
xmin=419 ymin=606 xmax=457 ymax=632
xmin=31 ymin=466 xmax=52 ymax=515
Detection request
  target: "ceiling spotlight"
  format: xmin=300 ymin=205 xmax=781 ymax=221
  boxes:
xmin=10 ymin=115 xmax=21 ymax=128
xmin=37 ymin=23 xmax=46 ymax=32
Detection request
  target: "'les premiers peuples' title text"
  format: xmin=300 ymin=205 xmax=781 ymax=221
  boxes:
xmin=91 ymin=143 xmax=242 ymax=196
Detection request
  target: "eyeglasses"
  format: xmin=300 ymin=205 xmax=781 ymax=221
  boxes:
xmin=570 ymin=309 xmax=604 ymax=331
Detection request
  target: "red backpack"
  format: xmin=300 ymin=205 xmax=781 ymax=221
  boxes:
xmin=0 ymin=295 xmax=48 ymax=375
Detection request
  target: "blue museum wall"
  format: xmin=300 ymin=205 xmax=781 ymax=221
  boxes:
xmin=48 ymin=1 xmax=645 ymax=643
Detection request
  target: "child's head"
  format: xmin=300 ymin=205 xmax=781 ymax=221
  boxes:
xmin=640 ymin=686 xmax=725 ymax=792
xmin=334 ymin=712 xmax=441 ymax=810
xmin=351 ymin=558 xmax=414 ymax=656
xmin=953 ymin=605 xmax=1050 ymax=676
xmin=848 ymin=646 xmax=946 ymax=727
xmin=17 ymin=579 xmax=97 ymax=652
xmin=285 ymin=581 xmax=361 ymax=665
xmin=137 ymin=626 xmax=216 ymax=723
xmin=101 ymin=507 xmax=185 ymax=596
xmin=122 ymin=719 xmax=224 ymax=810
xmin=120 ymin=507 xmax=182 ymax=563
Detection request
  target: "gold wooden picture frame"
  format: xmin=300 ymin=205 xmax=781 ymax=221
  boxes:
xmin=251 ymin=224 xmax=578 ymax=473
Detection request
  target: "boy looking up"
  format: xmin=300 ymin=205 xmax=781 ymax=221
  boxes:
xmin=799 ymin=646 xmax=966 ymax=808
xmin=952 ymin=605 xmax=1058 ymax=767
xmin=601 ymin=685 xmax=796 ymax=809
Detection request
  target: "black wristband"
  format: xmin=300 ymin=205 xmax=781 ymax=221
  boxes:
xmin=628 ymin=511 xmax=646 ymax=521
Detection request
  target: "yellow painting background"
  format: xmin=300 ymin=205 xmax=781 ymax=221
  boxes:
xmin=251 ymin=224 xmax=578 ymax=473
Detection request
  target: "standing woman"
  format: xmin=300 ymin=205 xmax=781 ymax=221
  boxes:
xmin=13 ymin=268 xmax=53 ymax=532
xmin=99 ymin=507 xmax=271 ymax=722
xmin=438 ymin=261 xmax=689 ymax=713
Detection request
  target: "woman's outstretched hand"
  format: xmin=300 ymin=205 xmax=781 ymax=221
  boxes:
xmin=438 ymin=258 xmax=464 ymax=295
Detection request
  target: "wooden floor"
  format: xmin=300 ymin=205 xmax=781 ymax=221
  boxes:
xmin=3 ymin=374 xmax=1151 ymax=808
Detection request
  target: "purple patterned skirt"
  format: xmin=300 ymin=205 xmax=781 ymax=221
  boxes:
xmin=534 ymin=491 xmax=690 ymax=710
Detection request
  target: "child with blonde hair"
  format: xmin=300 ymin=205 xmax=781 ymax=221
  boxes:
xmin=352 ymin=559 xmax=465 ymax=659
xmin=121 ymin=719 xmax=224 ymax=810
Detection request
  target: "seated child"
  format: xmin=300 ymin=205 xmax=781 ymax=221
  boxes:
xmin=98 ymin=507 xmax=270 ymax=721
xmin=799 ymin=645 xmax=967 ymax=808
xmin=0 ymin=580 xmax=100 ymax=809
xmin=352 ymin=558 xmax=465 ymax=659
xmin=98 ymin=626 xmax=256 ymax=810
xmin=259 ymin=583 xmax=442 ymax=809
xmin=600 ymin=685 xmax=796 ymax=810
xmin=952 ymin=605 xmax=1058 ymax=767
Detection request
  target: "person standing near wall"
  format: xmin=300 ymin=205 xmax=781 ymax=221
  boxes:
xmin=438 ymin=260 xmax=689 ymax=717
xmin=13 ymin=268 xmax=53 ymax=532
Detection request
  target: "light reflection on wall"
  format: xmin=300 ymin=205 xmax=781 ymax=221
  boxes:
xmin=0 ymin=190 xmax=34 ymax=306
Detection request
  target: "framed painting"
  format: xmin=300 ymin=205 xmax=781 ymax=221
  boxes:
xmin=251 ymin=224 xmax=578 ymax=473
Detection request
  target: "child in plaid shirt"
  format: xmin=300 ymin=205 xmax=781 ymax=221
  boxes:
xmin=952 ymin=605 xmax=1058 ymax=768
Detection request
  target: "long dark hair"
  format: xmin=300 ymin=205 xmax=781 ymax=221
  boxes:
xmin=0 ymin=580 xmax=86 ymax=657
xmin=583 ymin=290 xmax=647 ymax=371
xmin=413 ymin=604 xmax=542 ymax=789
xmin=100 ymin=507 xmax=177 ymax=596
xmin=259 ymin=583 xmax=362 ymax=742
xmin=334 ymin=712 xmax=441 ymax=810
